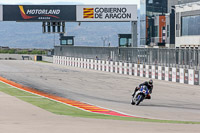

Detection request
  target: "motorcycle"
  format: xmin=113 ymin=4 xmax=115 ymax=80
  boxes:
xmin=131 ymin=85 xmax=149 ymax=106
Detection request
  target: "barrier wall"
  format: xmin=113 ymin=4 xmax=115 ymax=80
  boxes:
xmin=53 ymin=56 xmax=200 ymax=85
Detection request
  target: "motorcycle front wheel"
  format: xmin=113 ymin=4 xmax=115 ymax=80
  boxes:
xmin=136 ymin=94 xmax=144 ymax=106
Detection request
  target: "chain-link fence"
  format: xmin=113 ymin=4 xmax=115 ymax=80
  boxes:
xmin=54 ymin=46 xmax=200 ymax=70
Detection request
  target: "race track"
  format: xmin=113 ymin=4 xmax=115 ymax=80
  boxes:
xmin=0 ymin=60 xmax=200 ymax=122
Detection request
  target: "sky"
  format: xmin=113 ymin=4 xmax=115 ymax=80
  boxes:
xmin=0 ymin=0 xmax=140 ymax=5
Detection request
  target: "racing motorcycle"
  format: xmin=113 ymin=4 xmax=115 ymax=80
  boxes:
xmin=131 ymin=85 xmax=149 ymax=106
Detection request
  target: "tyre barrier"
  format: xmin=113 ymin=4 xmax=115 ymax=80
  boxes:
xmin=53 ymin=56 xmax=200 ymax=86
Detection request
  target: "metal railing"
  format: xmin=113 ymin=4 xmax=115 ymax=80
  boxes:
xmin=54 ymin=46 xmax=200 ymax=70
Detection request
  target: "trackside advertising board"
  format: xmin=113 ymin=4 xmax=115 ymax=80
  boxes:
xmin=3 ymin=5 xmax=76 ymax=21
xmin=76 ymin=5 xmax=137 ymax=22
xmin=0 ymin=5 xmax=2 ymax=21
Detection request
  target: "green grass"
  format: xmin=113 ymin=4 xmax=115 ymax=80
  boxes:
xmin=0 ymin=81 xmax=199 ymax=124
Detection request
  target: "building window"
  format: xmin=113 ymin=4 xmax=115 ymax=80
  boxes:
xmin=154 ymin=26 xmax=158 ymax=37
xmin=120 ymin=38 xmax=127 ymax=47
xmin=61 ymin=40 xmax=67 ymax=45
xmin=148 ymin=0 xmax=153 ymax=4
xmin=167 ymin=25 xmax=169 ymax=37
xmin=67 ymin=39 xmax=73 ymax=45
xmin=182 ymin=15 xmax=200 ymax=36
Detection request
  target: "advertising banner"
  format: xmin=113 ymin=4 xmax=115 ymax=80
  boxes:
xmin=58 ymin=56 xmax=61 ymax=65
xmin=115 ymin=62 xmax=118 ymax=73
xmin=194 ymin=71 xmax=200 ymax=85
xmin=119 ymin=62 xmax=122 ymax=74
xmin=106 ymin=61 xmax=109 ymax=72
xmin=180 ymin=68 xmax=184 ymax=83
xmin=74 ymin=58 xmax=76 ymax=67
xmin=124 ymin=63 xmax=127 ymax=75
xmin=168 ymin=68 xmax=172 ymax=81
xmin=110 ymin=61 xmax=113 ymax=72
xmin=98 ymin=60 xmax=101 ymax=71
xmin=162 ymin=67 xmax=165 ymax=80
xmin=68 ymin=57 xmax=70 ymax=66
xmin=91 ymin=59 xmax=94 ymax=69
xmin=72 ymin=57 xmax=75 ymax=66
xmin=87 ymin=59 xmax=90 ymax=69
xmin=137 ymin=65 xmax=140 ymax=76
xmin=75 ymin=58 xmax=78 ymax=67
xmin=143 ymin=65 xmax=146 ymax=77
xmin=62 ymin=56 xmax=65 ymax=65
xmin=184 ymin=69 xmax=188 ymax=84
xmin=158 ymin=66 xmax=162 ymax=80
xmin=71 ymin=57 xmax=74 ymax=66
xmin=129 ymin=63 xmax=133 ymax=75
xmin=76 ymin=5 xmax=137 ymax=22
xmin=64 ymin=57 xmax=67 ymax=66
xmin=149 ymin=66 xmax=152 ymax=78
xmin=84 ymin=59 xmax=87 ymax=69
xmin=188 ymin=69 xmax=194 ymax=85
xmin=3 ymin=5 xmax=76 ymax=21
xmin=145 ymin=65 xmax=149 ymax=78
xmin=140 ymin=64 xmax=143 ymax=77
xmin=165 ymin=67 xmax=169 ymax=81
xmin=176 ymin=69 xmax=180 ymax=83
xmin=69 ymin=57 xmax=72 ymax=66
xmin=152 ymin=66 xmax=155 ymax=79
xmin=0 ymin=5 xmax=2 ymax=21
xmin=172 ymin=68 xmax=176 ymax=82
xmin=134 ymin=64 xmax=138 ymax=76
xmin=94 ymin=60 xmax=97 ymax=70
xmin=101 ymin=61 xmax=104 ymax=71
xmin=155 ymin=66 xmax=158 ymax=79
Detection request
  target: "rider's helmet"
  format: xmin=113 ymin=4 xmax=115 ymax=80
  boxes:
xmin=148 ymin=79 xmax=153 ymax=86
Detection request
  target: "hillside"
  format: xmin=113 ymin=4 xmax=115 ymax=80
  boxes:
xmin=0 ymin=22 xmax=132 ymax=48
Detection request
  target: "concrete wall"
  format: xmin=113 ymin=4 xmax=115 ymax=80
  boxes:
xmin=54 ymin=46 xmax=118 ymax=61
xmin=42 ymin=56 xmax=53 ymax=63
xmin=176 ymin=36 xmax=200 ymax=48
xmin=0 ymin=54 xmax=53 ymax=63
xmin=0 ymin=54 xmax=35 ymax=60
xmin=53 ymin=55 xmax=200 ymax=86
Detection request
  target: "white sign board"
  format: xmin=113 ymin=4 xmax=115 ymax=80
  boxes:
xmin=0 ymin=5 xmax=2 ymax=21
xmin=129 ymin=63 xmax=132 ymax=75
xmin=172 ymin=68 xmax=176 ymax=82
xmin=140 ymin=65 xmax=143 ymax=77
xmin=188 ymin=69 xmax=194 ymax=85
xmin=76 ymin=5 xmax=137 ymax=22
xmin=134 ymin=64 xmax=138 ymax=76
xmin=158 ymin=66 xmax=162 ymax=80
xmin=152 ymin=66 xmax=155 ymax=79
xmin=165 ymin=67 xmax=169 ymax=81
xmin=180 ymin=68 xmax=184 ymax=84
xmin=145 ymin=65 xmax=149 ymax=78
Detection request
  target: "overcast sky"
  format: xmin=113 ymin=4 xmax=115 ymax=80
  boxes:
xmin=0 ymin=0 xmax=140 ymax=5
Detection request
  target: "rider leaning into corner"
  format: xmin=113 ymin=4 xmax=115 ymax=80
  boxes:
xmin=132 ymin=79 xmax=153 ymax=99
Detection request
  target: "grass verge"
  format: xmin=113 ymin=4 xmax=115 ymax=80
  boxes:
xmin=0 ymin=81 xmax=199 ymax=124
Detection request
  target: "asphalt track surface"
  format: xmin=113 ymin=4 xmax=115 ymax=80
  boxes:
xmin=0 ymin=60 xmax=200 ymax=122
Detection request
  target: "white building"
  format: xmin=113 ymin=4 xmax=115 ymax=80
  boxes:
xmin=175 ymin=1 xmax=200 ymax=49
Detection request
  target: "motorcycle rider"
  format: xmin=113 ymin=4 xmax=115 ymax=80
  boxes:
xmin=132 ymin=79 xmax=153 ymax=99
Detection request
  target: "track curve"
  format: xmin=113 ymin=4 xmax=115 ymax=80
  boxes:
xmin=0 ymin=60 xmax=200 ymax=122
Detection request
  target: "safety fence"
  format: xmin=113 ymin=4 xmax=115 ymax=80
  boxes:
xmin=54 ymin=46 xmax=200 ymax=70
xmin=53 ymin=56 xmax=200 ymax=86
